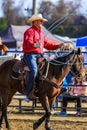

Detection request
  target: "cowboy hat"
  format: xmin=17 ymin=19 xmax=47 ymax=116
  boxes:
xmin=27 ymin=13 xmax=48 ymax=23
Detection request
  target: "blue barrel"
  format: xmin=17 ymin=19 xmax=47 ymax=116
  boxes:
xmin=76 ymin=36 xmax=87 ymax=47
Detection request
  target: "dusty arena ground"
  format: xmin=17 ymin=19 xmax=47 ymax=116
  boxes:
xmin=1 ymin=99 xmax=87 ymax=130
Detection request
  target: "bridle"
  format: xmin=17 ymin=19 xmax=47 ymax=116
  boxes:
xmin=70 ymin=54 xmax=84 ymax=80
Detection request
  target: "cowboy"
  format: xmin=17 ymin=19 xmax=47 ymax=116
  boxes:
xmin=22 ymin=13 xmax=64 ymax=102
xmin=0 ymin=37 xmax=8 ymax=56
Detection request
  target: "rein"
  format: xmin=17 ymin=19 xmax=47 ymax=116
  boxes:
xmin=49 ymin=50 xmax=75 ymax=65
xmin=38 ymin=61 xmax=63 ymax=89
xmin=39 ymin=76 xmax=61 ymax=89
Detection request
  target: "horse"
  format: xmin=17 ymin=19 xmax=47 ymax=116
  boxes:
xmin=0 ymin=48 xmax=84 ymax=130
xmin=0 ymin=38 xmax=8 ymax=55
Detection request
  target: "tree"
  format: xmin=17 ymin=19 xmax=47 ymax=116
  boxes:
xmin=38 ymin=1 xmax=55 ymax=27
xmin=38 ymin=0 xmax=81 ymax=26
xmin=2 ymin=0 xmax=26 ymax=25
xmin=38 ymin=0 xmax=85 ymax=37
xmin=0 ymin=18 xmax=7 ymax=33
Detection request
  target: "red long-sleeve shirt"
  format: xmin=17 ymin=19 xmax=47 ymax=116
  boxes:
xmin=22 ymin=25 xmax=60 ymax=54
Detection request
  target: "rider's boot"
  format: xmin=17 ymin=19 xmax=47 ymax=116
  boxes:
xmin=27 ymin=87 xmax=38 ymax=100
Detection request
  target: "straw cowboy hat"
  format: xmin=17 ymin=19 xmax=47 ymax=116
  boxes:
xmin=27 ymin=13 xmax=48 ymax=23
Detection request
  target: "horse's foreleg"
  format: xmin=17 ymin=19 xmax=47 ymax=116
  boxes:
xmin=45 ymin=111 xmax=53 ymax=130
xmin=45 ymin=96 xmax=57 ymax=130
xmin=0 ymin=110 xmax=3 ymax=129
xmin=33 ymin=96 xmax=50 ymax=130
xmin=0 ymin=105 xmax=10 ymax=130
xmin=0 ymin=109 xmax=10 ymax=130
xmin=3 ymin=107 xmax=10 ymax=129
xmin=33 ymin=113 xmax=46 ymax=130
xmin=33 ymin=110 xmax=52 ymax=130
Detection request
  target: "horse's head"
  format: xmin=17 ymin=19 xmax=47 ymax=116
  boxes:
xmin=48 ymin=47 xmax=84 ymax=86
xmin=71 ymin=48 xmax=84 ymax=80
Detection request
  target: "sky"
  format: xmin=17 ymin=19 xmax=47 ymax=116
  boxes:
xmin=0 ymin=0 xmax=87 ymax=17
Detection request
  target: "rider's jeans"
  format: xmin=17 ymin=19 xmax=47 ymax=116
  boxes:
xmin=24 ymin=53 xmax=40 ymax=96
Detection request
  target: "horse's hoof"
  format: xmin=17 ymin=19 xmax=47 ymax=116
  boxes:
xmin=33 ymin=122 xmax=39 ymax=130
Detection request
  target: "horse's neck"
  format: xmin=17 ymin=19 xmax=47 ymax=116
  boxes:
xmin=37 ymin=51 xmax=74 ymax=87
xmin=56 ymin=50 xmax=74 ymax=63
xmin=45 ymin=61 xmax=71 ymax=86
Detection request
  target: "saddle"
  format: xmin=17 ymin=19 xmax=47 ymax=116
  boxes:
xmin=11 ymin=57 xmax=45 ymax=80
xmin=11 ymin=59 xmax=29 ymax=80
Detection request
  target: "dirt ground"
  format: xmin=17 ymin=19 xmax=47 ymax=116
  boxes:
xmin=2 ymin=113 xmax=87 ymax=130
xmin=1 ymin=100 xmax=87 ymax=130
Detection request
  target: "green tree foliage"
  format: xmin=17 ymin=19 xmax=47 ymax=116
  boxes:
xmin=52 ymin=26 xmax=65 ymax=36
xmin=0 ymin=18 xmax=7 ymax=33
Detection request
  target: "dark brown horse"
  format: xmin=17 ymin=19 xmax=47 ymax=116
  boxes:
xmin=0 ymin=48 xmax=84 ymax=130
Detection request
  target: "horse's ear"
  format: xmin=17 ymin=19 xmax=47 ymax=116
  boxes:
xmin=77 ymin=48 xmax=82 ymax=54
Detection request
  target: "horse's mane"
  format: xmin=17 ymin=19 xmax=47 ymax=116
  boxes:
xmin=56 ymin=50 xmax=74 ymax=60
xmin=50 ymin=50 xmax=75 ymax=64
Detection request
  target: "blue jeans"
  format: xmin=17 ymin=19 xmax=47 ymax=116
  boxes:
xmin=24 ymin=54 xmax=41 ymax=96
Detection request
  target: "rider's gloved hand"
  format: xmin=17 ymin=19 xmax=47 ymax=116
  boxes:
xmin=34 ymin=42 xmax=41 ymax=48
